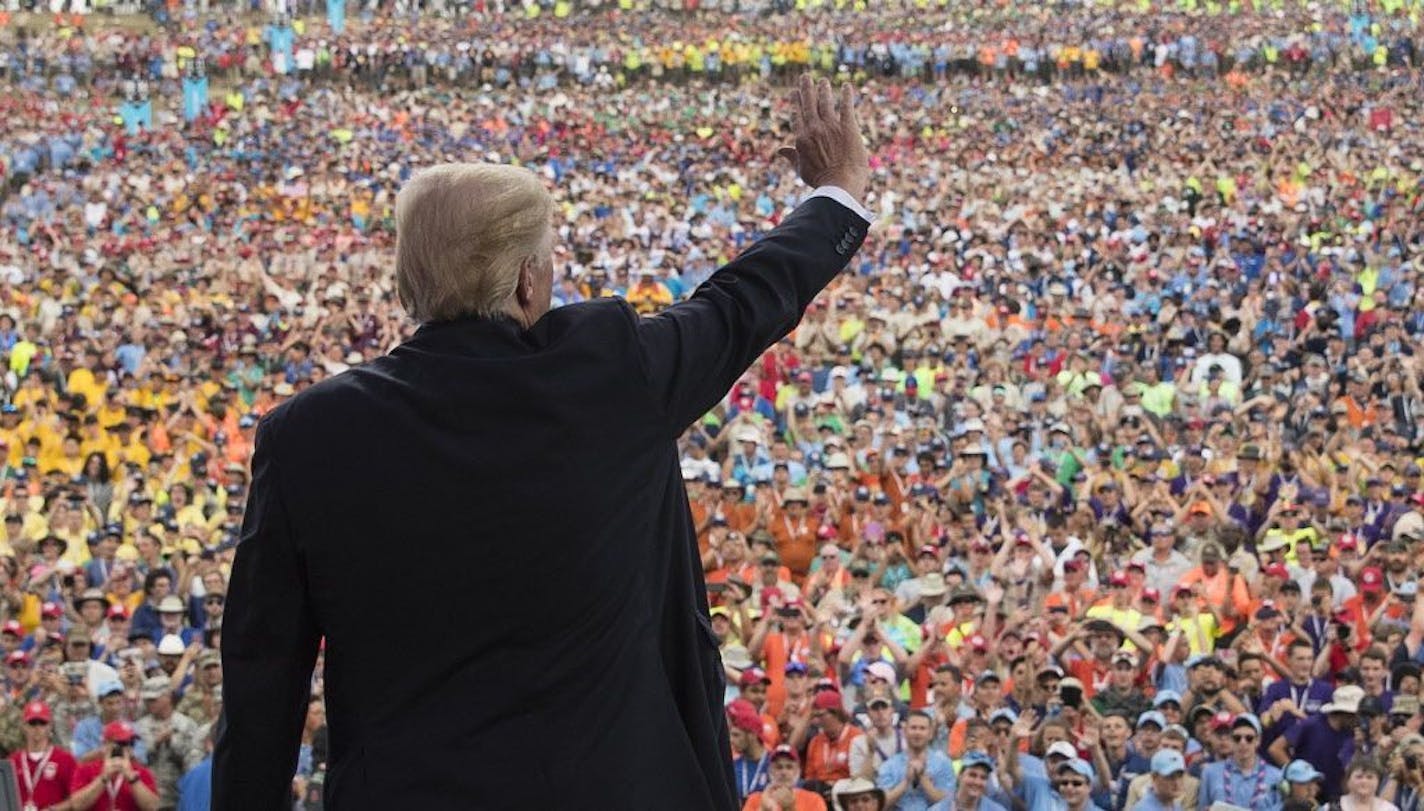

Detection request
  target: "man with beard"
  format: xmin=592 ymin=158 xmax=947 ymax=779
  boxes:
xmin=1183 ymin=656 xmax=1248 ymax=717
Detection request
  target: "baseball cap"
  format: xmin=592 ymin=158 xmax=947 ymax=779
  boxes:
xmin=22 ymin=701 xmax=50 ymax=723
xmin=978 ymin=670 xmax=1002 ymax=684
xmin=106 ymin=605 xmax=129 ymax=620
xmin=0 ymin=620 xmax=21 ymax=637
xmin=812 ymin=691 xmax=844 ymax=712
xmin=157 ymin=635 xmax=186 ymax=656
xmin=96 ymin=680 xmax=125 ymax=698
xmin=784 ymin=662 xmax=809 ymax=676
xmin=1058 ymin=758 xmax=1095 ymax=779
xmin=866 ymin=661 xmax=897 ymax=684
xmin=140 ymin=676 xmax=171 ymax=701
xmin=1284 ymin=760 xmax=1324 ymax=783
xmin=103 ymin=721 xmax=137 ymax=743
xmin=989 ymin=708 xmax=1018 ymax=725
xmin=1136 ymin=711 xmax=1166 ymax=730
xmin=39 ymin=602 xmax=62 ymax=619
xmin=1154 ymin=690 xmax=1183 ymax=708
xmin=157 ymin=595 xmax=185 ymax=614
xmin=1046 ymin=741 xmax=1078 ymax=760
xmin=739 ymin=667 xmax=770 ymax=688
xmin=5 ymin=651 xmax=29 ymax=667
xmin=769 ymin=744 xmax=800 ymax=764
xmin=1150 ymin=749 xmax=1186 ymax=776
xmin=1232 ymin=713 xmax=1263 ymax=734
xmin=1361 ymin=567 xmax=1385 ymax=593
xmin=962 ymin=751 xmax=996 ymax=772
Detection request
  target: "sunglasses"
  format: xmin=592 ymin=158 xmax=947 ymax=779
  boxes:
xmin=25 ymin=719 xmax=48 ymax=727
xmin=1057 ymin=780 xmax=1087 ymax=788
xmin=872 ymin=599 xmax=888 ymax=605
xmin=1233 ymin=734 xmax=1257 ymax=743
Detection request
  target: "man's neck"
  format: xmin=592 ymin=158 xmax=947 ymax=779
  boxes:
xmin=1233 ymin=753 xmax=1257 ymax=771
xmin=24 ymin=740 xmax=49 ymax=755
xmin=744 ymin=741 xmax=764 ymax=760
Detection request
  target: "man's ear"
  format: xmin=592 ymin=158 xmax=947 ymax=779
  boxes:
xmin=515 ymin=259 xmax=535 ymax=306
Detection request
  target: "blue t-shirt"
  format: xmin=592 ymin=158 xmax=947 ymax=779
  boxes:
xmin=1198 ymin=758 xmax=1283 ymax=811
xmin=878 ymin=750 xmax=957 ymax=811
xmin=177 ymin=757 xmax=212 ymax=811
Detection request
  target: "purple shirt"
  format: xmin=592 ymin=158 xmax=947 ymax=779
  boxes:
xmin=1255 ymin=678 xmax=1333 ymax=747
xmin=1284 ymin=713 xmax=1352 ymax=800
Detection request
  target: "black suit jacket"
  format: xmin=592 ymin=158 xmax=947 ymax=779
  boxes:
xmin=212 ymin=196 xmax=868 ymax=810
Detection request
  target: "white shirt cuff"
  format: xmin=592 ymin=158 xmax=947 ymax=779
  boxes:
xmin=806 ymin=186 xmax=874 ymax=224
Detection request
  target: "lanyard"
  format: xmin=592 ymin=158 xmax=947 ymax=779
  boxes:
xmin=738 ymin=754 xmax=768 ymax=799
xmin=104 ymin=775 xmax=125 ymax=807
xmin=19 ymin=747 xmax=52 ymax=800
xmin=1225 ymin=760 xmax=1268 ymax=807
xmin=872 ymin=730 xmax=905 ymax=762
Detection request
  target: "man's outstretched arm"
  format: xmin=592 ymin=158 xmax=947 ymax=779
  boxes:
xmin=636 ymin=75 xmax=873 ymax=434
xmin=213 ymin=411 xmax=321 ymax=810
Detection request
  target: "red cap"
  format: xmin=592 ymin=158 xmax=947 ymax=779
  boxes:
xmin=1141 ymin=588 xmax=1161 ymax=603
xmin=102 ymin=721 xmax=137 ymax=743
xmin=1175 ymin=584 xmax=1195 ymax=597
xmin=1263 ymin=563 xmax=1290 ymax=579
xmin=106 ymin=605 xmax=129 ymax=620
xmin=796 ymin=371 xmax=813 ymax=383
xmin=1361 ymin=566 xmax=1384 ymax=592
xmin=812 ymin=691 xmax=844 ymax=712
xmin=1337 ymin=534 xmax=1360 ymax=551
xmin=726 ymin=698 xmax=763 ymax=736
xmin=1210 ymin=711 xmax=1234 ymax=730
xmin=739 ymin=667 xmax=770 ymax=688
xmin=5 ymin=650 xmax=29 ymax=667
xmin=770 ymin=744 xmax=799 ymax=763
xmin=817 ymin=525 xmax=838 ymax=540
xmin=1 ymin=620 xmax=21 ymax=637
xmin=21 ymin=701 xmax=50 ymax=723
xmin=918 ymin=544 xmax=940 ymax=558
xmin=1126 ymin=560 xmax=1146 ymax=572
xmin=1108 ymin=572 xmax=1129 ymax=587
xmin=40 ymin=602 xmax=62 ymax=619
xmin=1062 ymin=560 xmax=1085 ymax=573
xmin=968 ymin=634 xmax=988 ymax=650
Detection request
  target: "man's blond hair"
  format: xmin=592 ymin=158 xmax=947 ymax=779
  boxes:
xmin=395 ymin=163 xmax=553 ymax=323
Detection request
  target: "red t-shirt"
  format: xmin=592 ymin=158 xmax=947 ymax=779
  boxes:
xmin=10 ymin=746 xmax=78 ymax=808
xmin=69 ymin=761 xmax=157 ymax=811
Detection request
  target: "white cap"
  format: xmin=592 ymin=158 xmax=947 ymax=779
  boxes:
xmin=156 ymin=635 xmax=185 ymax=656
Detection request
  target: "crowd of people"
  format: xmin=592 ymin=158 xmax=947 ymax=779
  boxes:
xmin=0 ymin=0 xmax=1422 ymax=807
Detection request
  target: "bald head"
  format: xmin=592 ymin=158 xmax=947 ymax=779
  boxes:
xmin=395 ymin=163 xmax=555 ymax=325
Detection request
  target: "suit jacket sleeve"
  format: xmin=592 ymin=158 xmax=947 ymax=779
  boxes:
xmin=635 ymin=195 xmax=868 ymax=434
xmin=213 ymin=410 xmax=321 ymax=810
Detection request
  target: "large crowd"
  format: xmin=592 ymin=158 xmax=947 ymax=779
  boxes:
xmin=1 ymin=0 xmax=1424 ymax=808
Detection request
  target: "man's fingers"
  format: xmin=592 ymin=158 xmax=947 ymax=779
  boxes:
xmin=840 ymin=82 xmax=858 ymax=133
xmin=817 ymin=78 xmax=836 ymax=125
xmin=776 ymin=146 xmax=798 ymax=167
xmin=799 ymin=73 xmax=819 ymax=122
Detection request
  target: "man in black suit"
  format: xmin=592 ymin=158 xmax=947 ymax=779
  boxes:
xmin=213 ymin=74 xmax=871 ymax=810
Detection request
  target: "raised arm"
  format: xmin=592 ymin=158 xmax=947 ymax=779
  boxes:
xmin=635 ymin=77 xmax=872 ymax=434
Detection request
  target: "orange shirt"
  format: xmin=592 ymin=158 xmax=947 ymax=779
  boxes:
xmin=1178 ymin=567 xmax=1251 ymax=633
xmin=805 ymin=724 xmax=862 ymax=783
xmin=742 ymin=788 xmax=827 ymax=811
xmin=771 ymin=513 xmax=818 ymax=580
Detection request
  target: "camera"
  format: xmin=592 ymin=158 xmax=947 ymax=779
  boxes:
xmin=1407 ymin=753 xmax=1419 ymax=771
xmin=110 ymin=745 xmax=124 ymax=758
